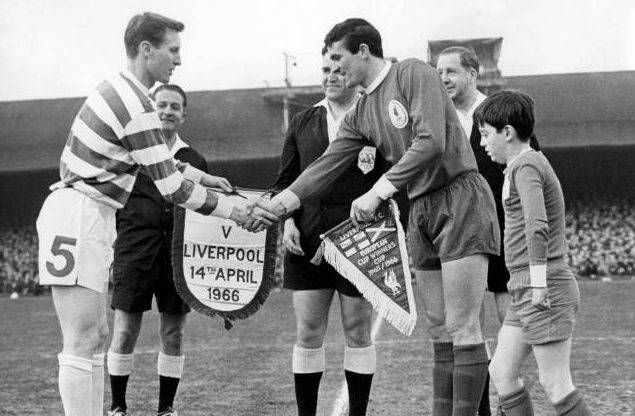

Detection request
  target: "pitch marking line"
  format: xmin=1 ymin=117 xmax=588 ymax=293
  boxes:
xmin=330 ymin=313 xmax=384 ymax=416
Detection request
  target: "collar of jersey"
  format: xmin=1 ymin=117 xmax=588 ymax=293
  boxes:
xmin=364 ymin=60 xmax=392 ymax=95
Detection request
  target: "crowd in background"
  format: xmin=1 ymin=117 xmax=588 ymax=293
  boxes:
xmin=1 ymin=197 xmax=634 ymax=295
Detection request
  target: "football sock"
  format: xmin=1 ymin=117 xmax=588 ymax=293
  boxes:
xmin=344 ymin=345 xmax=376 ymax=416
xmin=477 ymin=366 xmax=492 ymax=415
xmin=107 ymin=350 xmax=134 ymax=411
xmin=432 ymin=342 xmax=454 ymax=416
xmin=292 ymin=345 xmax=325 ymax=416
xmin=499 ymin=386 xmax=534 ymax=416
xmin=157 ymin=351 xmax=185 ymax=412
xmin=553 ymin=389 xmax=591 ymax=416
xmin=453 ymin=343 xmax=489 ymax=416
xmin=58 ymin=353 xmax=93 ymax=416
xmin=92 ymin=353 xmax=105 ymax=416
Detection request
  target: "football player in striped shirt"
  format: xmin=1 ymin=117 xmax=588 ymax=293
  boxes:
xmin=36 ymin=12 xmax=275 ymax=416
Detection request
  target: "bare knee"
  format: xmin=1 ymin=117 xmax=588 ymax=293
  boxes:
xmin=110 ymin=323 xmax=140 ymax=354
xmin=63 ymin=322 xmax=103 ymax=357
xmin=160 ymin=324 xmax=184 ymax=356
xmin=445 ymin=315 xmax=481 ymax=344
xmin=342 ymin=315 xmax=371 ymax=348
xmin=425 ymin=310 xmax=449 ymax=342
xmin=296 ymin=318 xmax=327 ymax=349
xmin=538 ymin=371 xmax=574 ymax=402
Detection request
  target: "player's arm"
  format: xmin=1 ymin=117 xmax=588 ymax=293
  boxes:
xmin=372 ymin=62 xmax=448 ymax=200
xmin=270 ymin=114 xmax=365 ymax=218
xmin=514 ymin=162 xmax=550 ymax=308
xmin=123 ymin=113 xmax=273 ymax=226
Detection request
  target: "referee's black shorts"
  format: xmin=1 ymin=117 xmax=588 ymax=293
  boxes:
xmin=283 ymin=253 xmax=362 ymax=297
xmin=111 ymin=249 xmax=190 ymax=314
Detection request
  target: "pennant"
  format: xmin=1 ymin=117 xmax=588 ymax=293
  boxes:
xmin=317 ymin=199 xmax=417 ymax=335
xmin=172 ymin=189 xmax=278 ymax=327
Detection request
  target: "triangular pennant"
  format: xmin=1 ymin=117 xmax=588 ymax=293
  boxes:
xmin=317 ymin=199 xmax=417 ymax=335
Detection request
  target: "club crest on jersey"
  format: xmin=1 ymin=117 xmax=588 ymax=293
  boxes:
xmin=357 ymin=146 xmax=376 ymax=175
xmin=388 ymin=99 xmax=408 ymax=129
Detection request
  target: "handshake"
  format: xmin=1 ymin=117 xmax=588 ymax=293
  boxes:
xmin=228 ymin=196 xmax=284 ymax=232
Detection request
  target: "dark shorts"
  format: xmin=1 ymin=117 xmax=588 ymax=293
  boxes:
xmin=504 ymin=265 xmax=579 ymax=345
xmin=283 ymin=253 xmax=362 ymax=297
xmin=111 ymin=254 xmax=190 ymax=314
xmin=408 ymin=171 xmax=501 ymax=271
xmin=487 ymin=252 xmax=510 ymax=293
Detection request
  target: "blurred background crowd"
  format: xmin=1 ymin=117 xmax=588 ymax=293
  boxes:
xmin=2 ymin=196 xmax=633 ymax=295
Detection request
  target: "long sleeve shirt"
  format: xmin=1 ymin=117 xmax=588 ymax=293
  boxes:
xmin=53 ymin=70 xmax=231 ymax=217
xmin=281 ymin=59 xmax=476 ymax=208
xmin=503 ymin=150 xmax=568 ymax=278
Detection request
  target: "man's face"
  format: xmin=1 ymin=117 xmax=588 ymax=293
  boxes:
xmin=479 ymin=122 xmax=508 ymax=163
xmin=321 ymin=55 xmax=355 ymax=103
xmin=147 ymin=30 xmax=181 ymax=84
xmin=327 ymin=39 xmax=367 ymax=88
xmin=154 ymin=89 xmax=185 ymax=134
xmin=436 ymin=53 xmax=474 ymax=104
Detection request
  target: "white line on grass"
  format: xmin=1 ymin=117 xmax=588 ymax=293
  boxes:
xmin=329 ymin=313 xmax=384 ymax=416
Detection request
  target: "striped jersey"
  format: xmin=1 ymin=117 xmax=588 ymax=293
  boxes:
xmin=54 ymin=70 xmax=219 ymax=215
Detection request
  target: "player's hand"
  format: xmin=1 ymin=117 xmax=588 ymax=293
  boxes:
xmin=350 ymin=189 xmax=382 ymax=228
xmin=249 ymin=197 xmax=287 ymax=220
xmin=201 ymin=174 xmax=233 ymax=192
xmin=282 ymin=217 xmax=305 ymax=256
xmin=531 ymin=287 xmax=550 ymax=311
xmin=240 ymin=198 xmax=279 ymax=232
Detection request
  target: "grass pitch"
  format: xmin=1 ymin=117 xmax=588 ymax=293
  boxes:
xmin=0 ymin=281 xmax=633 ymax=415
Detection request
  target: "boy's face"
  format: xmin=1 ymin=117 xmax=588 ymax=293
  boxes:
xmin=479 ymin=122 xmax=508 ymax=164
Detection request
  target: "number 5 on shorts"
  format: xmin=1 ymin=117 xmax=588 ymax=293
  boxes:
xmin=46 ymin=235 xmax=78 ymax=278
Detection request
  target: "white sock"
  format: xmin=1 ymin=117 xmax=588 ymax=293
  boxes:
xmin=92 ymin=353 xmax=104 ymax=416
xmin=157 ymin=351 xmax=185 ymax=378
xmin=344 ymin=345 xmax=376 ymax=374
xmin=107 ymin=350 xmax=134 ymax=376
xmin=292 ymin=345 xmax=325 ymax=374
xmin=58 ymin=353 xmax=93 ymax=416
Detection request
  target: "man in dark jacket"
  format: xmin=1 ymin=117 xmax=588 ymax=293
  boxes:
xmin=106 ymin=84 xmax=231 ymax=416
xmin=272 ymin=49 xmax=390 ymax=416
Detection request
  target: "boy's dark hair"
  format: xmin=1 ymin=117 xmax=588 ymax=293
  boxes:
xmin=124 ymin=12 xmax=184 ymax=58
xmin=439 ymin=46 xmax=479 ymax=73
xmin=324 ymin=18 xmax=383 ymax=58
xmin=474 ymin=90 xmax=535 ymax=141
xmin=152 ymin=84 xmax=187 ymax=108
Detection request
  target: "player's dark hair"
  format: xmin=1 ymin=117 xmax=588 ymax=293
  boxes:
xmin=152 ymin=84 xmax=187 ymax=108
xmin=324 ymin=18 xmax=383 ymax=58
xmin=474 ymin=90 xmax=535 ymax=142
xmin=124 ymin=12 xmax=184 ymax=59
xmin=439 ymin=46 xmax=479 ymax=73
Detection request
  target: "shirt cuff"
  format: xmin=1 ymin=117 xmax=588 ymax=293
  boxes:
xmin=372 ymin=175 xmax=398 ymax=200
xmin=529 ymin=264 xmax=547 ymax=288
xmin=211 ymin=195 xmax=234 ymax=219
xmin=183 ymin=164 xmax=204 ymax=184
xmin=272 ymin=189 xmax=301 ymax=214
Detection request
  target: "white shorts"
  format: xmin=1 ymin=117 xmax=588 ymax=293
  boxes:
xmin=37 ymin=188 xmax=116 ymax=293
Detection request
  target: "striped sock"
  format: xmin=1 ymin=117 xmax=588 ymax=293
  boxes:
xmin=344 ymin=345 xmax=376 ymax=416
xmin=292 ymin=345 xmax=325 ymax=416
xmin=432 ymin=342 xmax=454 ymax=416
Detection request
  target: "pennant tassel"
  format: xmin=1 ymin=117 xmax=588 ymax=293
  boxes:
xmin=322 ymin=237 xmax=416 ymax=336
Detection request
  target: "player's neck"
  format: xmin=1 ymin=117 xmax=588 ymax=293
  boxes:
xmin=127 ymin=61 xmax=155 ymax=89
xmin=328 ymin=94 xmax=358 ymax=119
xmin=362 ymin=58 xmax=387 ymax=89
xmin=454 ymin=87 xmax=479 ymax=115
xmin=163 ymin=131 xmax=177 ymax=149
